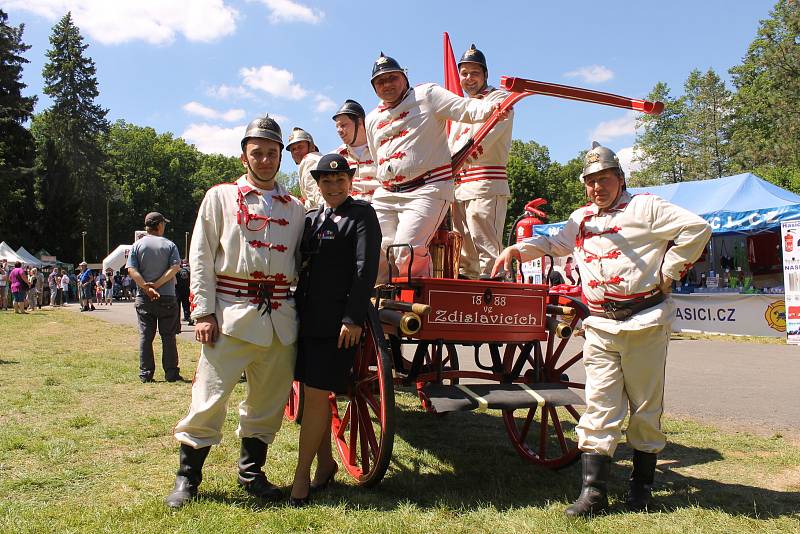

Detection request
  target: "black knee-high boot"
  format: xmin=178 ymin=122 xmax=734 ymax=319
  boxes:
xmin=165 ymin=444 xmax=211 ymax=508
xmin=626 ymin=449 xmax=658 ymax=511
xmin=565 ymin=453 xmax=611 ymax=517
xmin=237 ymin=437 xmax=283 ymax=500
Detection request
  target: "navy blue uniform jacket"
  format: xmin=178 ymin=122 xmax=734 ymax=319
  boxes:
xmin=295 ymin=197 xmax=381 ymax=337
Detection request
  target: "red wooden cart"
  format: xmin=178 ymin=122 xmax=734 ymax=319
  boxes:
xmin=284 ymin=255 xmax=589 ymax=487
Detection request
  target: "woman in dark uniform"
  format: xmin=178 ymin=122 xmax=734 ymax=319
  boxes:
xmin=290 ymin=154 xmax=381 ymax=506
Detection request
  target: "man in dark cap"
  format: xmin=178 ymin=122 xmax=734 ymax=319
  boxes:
xmin=126 ymin=211 xmax=183 ymax=383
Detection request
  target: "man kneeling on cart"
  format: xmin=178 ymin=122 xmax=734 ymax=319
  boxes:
xmin=493 ymin=142 xmax=711 ymax=516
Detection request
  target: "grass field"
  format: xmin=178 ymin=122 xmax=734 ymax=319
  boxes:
xmin=1 ymin=309 xmax=798 ymax=533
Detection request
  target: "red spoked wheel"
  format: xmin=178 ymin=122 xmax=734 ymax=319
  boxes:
xmin=284 ymin=381 xmax=304 ymax=423
xmin=330 ymin=302 xmax=395 ymax=487
xmin=501 ymin=295 xmax=589 ymax=469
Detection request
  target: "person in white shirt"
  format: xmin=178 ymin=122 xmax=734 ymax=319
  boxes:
xmin=493 ymin=142 xmax=711 ymax=516
xmin=287 ymin=127 xmax=323 ymax=210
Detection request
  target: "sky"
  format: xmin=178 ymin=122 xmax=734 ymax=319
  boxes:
xmin=0 ymin=0 xmax=779 ymax=176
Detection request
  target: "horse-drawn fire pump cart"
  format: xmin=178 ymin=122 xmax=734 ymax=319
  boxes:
xmin=284 ymin=42 xmax=664 ymax=487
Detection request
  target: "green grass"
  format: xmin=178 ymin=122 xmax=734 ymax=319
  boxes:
xmin=0 ymin=309 xmax=798 ymax=533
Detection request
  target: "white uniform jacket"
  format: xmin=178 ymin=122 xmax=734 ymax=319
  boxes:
xmin=332 ymin=143 xmax=380 ymax=202
xmin=448 ymin=86 xmax=514 ymax=201
xmin=189 ymin=176 xmax=306 ymax=347
xmin=366 ymin=83 xmax=497 ymax=201
xmin=298 ymin=151 xmax=323 ymax=209
xmin=514 ymin=191 xmax=711 ymax=333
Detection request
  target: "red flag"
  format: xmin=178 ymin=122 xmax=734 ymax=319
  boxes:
xmin=443 ymin=32 xmax=462 ymax=97
xmin=444 ymin=32 xmax=462 ymax=135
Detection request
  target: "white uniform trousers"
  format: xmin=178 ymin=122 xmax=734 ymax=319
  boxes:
xmin=372 ymin=193 xmax=450 ymax=281
xmin=173 ymin=333 xmax=296 ymax=448
xmin=453 ymin=196 xmax=508 ymax=279
xmin=576 ymin=323 xmax=669 ymax=457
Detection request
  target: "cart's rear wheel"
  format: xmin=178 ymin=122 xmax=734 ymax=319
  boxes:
xmin=502 ymin=296 xmax=588 ymax=468
xmin=284 ymin=381 xmax=304 ymax=423
xmin=330 ymin=303 xmax=395 ymax=487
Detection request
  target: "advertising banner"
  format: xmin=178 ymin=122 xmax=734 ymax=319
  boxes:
xmin=780 ymin=220 xmax=800 ymax=344
xmin=671 ymin=293 xmax=785 ymax=338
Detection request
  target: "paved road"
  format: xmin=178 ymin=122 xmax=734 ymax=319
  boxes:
xmin=69 ymin=301 xmax=800 ymax=438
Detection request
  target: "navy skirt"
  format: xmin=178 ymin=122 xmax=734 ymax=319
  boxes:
xmin=294 ymin=336 xmax=356 ymax=394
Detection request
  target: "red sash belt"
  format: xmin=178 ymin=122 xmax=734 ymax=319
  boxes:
xmin=216 ymin=274 xmax=291 ymax=314
xmin=382 ymin=164 xmax=451 ymax=193
xmin=455 ymin=165 xmax=508 ymax=185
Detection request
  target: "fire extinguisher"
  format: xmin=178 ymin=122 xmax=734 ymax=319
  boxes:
xmin=785 ymin=231 xmax=794 ymax=253
xmin=509 ymin=199 xmax=548 ymax=282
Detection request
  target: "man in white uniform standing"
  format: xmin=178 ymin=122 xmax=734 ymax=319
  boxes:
xmin=493 ymin=143 xmax=711 ymax=517
xmin=365 ymin=52 xmax=507 ymax=280
xmin=331 ymin=99 xmax=380 ymax=202
xmin=165 ymin=116 xmax=306 ymax=508
xmin=287 ymin=127 xmax=323 ymax=210
xmin=448 ymin=44 xmax=514 ymax=279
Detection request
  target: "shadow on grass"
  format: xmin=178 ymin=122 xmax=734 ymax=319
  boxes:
xmin=0 ymin=359 xmax=19 ymax=364
xmin=321 ymin=401 xmax=800 ymax=519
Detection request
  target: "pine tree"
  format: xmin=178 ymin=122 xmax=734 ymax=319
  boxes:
xmin=37 ymin=12 xmax=109 ymax=262
xmin=630 ymin=82 xmax=689 ymax=185
xmin=683 ymin=68 xmax=733 ymax=180
xmin=0 ymin=9 xmax=37 ymax=248
xmin=729 ymin=0 xmax=800 ymax=171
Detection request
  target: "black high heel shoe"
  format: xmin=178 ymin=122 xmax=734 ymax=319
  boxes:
xmin=310 ymin=464 xmax=338 ymax=493
xmin=288 ymin=493 xmax=311 ymax=508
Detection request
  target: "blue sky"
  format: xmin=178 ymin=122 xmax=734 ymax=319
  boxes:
xmin=1 ymin=0 xmax=778 ymax=175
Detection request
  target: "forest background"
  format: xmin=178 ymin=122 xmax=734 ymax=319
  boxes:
xmin=0 ymin=1 xmax=797 ymax=264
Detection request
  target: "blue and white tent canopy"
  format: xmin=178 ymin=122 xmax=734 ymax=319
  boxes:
xmin=532 ymin=173 xmax=800 ymax=237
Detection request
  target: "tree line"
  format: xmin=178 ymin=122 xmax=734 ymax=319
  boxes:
xmin=1 ymin=3 xmax=797 ymax=263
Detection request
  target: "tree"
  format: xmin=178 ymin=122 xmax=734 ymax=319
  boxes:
xmin=0 ymin=9 xmax=37 ymax=248
xmin=729 ymin=0 xmax=800 ymax=172
xmin=37 ymin=12 xmax=109 ymax=262
xmin=505 ymin=140 xmax=552 ymax=239
xmin=683 ymin=68 xmax=733 ymax=180
xmin=630 ymin=82 xmax=689 ymax=185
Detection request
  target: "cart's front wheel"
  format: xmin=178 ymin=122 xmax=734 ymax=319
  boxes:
xmin=330 ymin=303 xmax=396 ymax=487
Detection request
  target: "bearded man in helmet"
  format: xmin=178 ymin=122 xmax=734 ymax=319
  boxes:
xmin=331 ymin=99 xmax=380 ymax=202
xmin=287 ymin=127 xmax=323 ymax=209
xmin=493 ymin=142 xmax=711 ymax=517
xmin=448 ymin=44 xmax=514 ymax=280
xmin=365 ymin=52 xmax=508 ymax=279
xmin=165 ymin=116 xmax=306 ymax=508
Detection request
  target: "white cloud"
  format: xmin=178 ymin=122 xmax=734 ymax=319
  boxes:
xmin=183 ymin=101 xmax=245 ymax=122
xmin=616 ymin=146 xmax=644 ymax=176
xmin=314 ymin=94 xmax=336 ymax=113
xmin=564 ymin=65 xmax=614 ymax=84
xmin=2 ymin=0 xmax=238 ymax=45
xmin=240 ymin=65 xmax=308 ymax=100
xmin=251 ymin=0 xmax=324 ymax=24
xmin=589 ymin=111 xmax=638 ymax=142
xmin=206 ymin=84 xmax=255 ymax=100
xmin=181 ymin=123 xmax=244 ymax=156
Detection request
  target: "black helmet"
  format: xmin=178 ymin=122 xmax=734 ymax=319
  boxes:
xmin=458 ymin=43 xmax=488 ymax=73
xmin=241 ymin=115 xmax=283 ymax=151
xmin=371 ymin=52 xmax=406 ymax=83
xmin=310 ymin=153 xmax=356 ymax=180
xmin=332 ymin=99 xmax=366 ymax=121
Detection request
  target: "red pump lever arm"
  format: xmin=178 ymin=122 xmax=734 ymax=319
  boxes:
xmin=451 ymin=76 xmax=664 ymax=174
xmin=501 ymin=76 xmax=665 ymax=115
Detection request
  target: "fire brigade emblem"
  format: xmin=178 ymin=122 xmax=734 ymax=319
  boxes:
xmin=586 ymin=152 xmax=601 ymax=164
xmin=377 ymin=56 xmax=389 ymax=64
xmin=764 ymin=300 xmax=786 ymax=332
xmin=330 ymin=160 xmax=338 ymax=169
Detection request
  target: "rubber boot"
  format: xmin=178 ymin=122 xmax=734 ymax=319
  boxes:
xmin=237 ymin=437 xmax=282 ymax=500
xmin=625 ymin=450 xmax=657 ymax=512
xmin=564 ymin=453 xmax=611 ymax=518
xmin=165 ymin=444 xmax=211 ymax=508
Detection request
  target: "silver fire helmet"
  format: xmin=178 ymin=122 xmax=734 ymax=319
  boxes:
xmin=580 ymin=141 xmax=623 ymax=182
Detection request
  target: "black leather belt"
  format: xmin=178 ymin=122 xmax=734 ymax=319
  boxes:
xmin=592 ymin=291 xmax=665 ymax=321
xmin=384 ymin=175 xmax=427 ymax=193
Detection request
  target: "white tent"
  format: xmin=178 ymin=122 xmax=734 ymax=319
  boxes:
xmin=16 ymin=246 xmax=43 ymax=267
xmin=0 ymin=241 xmax=27 ymax=264
xmin=103 ymin=244 xmax=131 ymax=274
